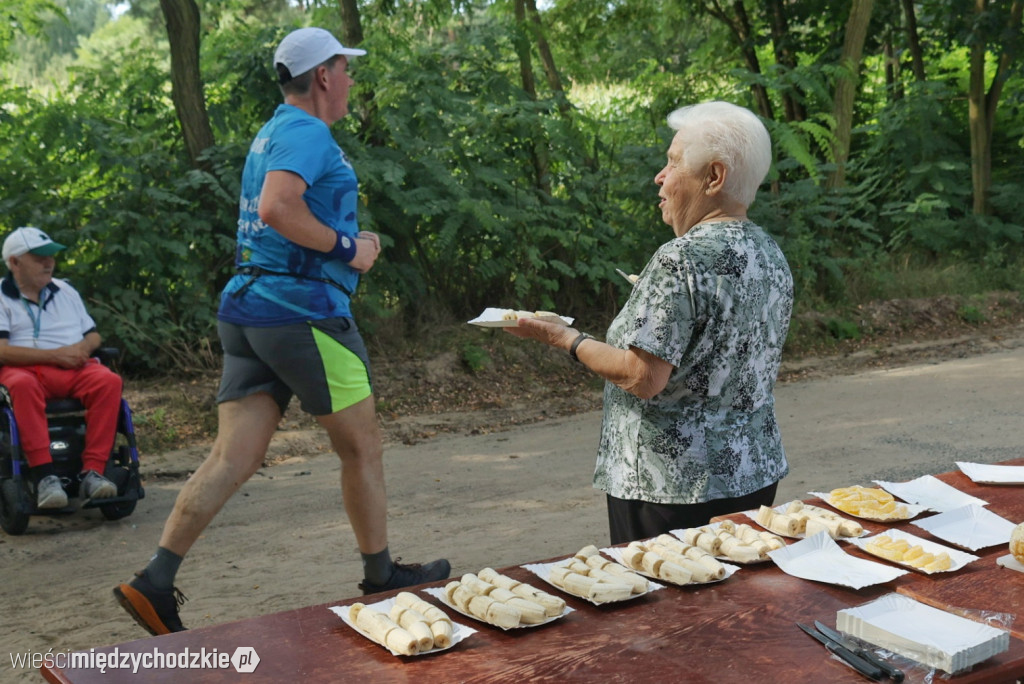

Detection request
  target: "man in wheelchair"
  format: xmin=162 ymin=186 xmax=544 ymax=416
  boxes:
xmin=0 ymin=227 xmax=122 ymax=509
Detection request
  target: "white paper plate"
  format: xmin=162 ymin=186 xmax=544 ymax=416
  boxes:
xmin=669 ymin=522 xmax=783 ymax=564
xmin=744 ymin=502 xmax=867 ymax=539
xmin=997 ymin=554 xmax=1024 ymax=572
xmin=521 ymin=558 xmax=662 ymax=605
xmin=956 ymin=461 xmax=1024 ymax=485
xmin=874 ymin=475 xmax=988 ymax=512
xmin=422 ymin=585 xmax=572 ymax=630
xmin=467 ymin=307 xmax=574 ymax=327
xmin=767 ymin=532 xmax=907 ymax=589
xmin=811 ymin=490 xmax=929 ymax=521
xmin=615 ymin=268 xmax=639 ymax=285
xmin=911 ymin=503 xmax=1016 ymax=551
xmin=331 ymin=597 xmax=476 ymax=656
xmin=846 ymin=528 xmax=979 ymax=574
xmin=601 ymin=544 xmax=740 ymax=584
xmin=837 ymin=593 xmax=1010 ymax=674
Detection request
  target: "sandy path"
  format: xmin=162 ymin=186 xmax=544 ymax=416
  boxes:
xmin=2 ymin=344 xmax=1023 ymax=681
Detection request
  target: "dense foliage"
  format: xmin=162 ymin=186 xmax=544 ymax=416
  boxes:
xmin=1 ymin=0 xmax=1022 ymax=373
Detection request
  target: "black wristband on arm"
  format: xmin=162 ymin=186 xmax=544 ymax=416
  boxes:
xmin=569 ymin=333 xmax=593 ymax=363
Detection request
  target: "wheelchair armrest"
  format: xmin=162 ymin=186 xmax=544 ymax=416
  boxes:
xmin=92 ymin=347 xmax=120 ymax=366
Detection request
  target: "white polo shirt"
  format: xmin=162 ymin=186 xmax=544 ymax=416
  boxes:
xmin=0 ymin=275 xmax=97 ymax=349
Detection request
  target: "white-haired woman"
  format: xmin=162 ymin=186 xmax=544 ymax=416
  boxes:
xmin=507 ymin=101 xmax=793 ymax=544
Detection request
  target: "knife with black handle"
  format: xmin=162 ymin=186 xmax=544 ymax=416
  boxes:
xmin=798 ymin=623 xmax=884 ymax=680
xmin=814 ymin=620 xmax=905 ymax=682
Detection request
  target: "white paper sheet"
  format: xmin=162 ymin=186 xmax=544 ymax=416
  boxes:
xmin=467 ymin=307 xmax=574 ymax=327
xmin=874 ymin=475 xmax=987 ymax=512
xmin=521 ymin=558 xmax=662 ymax=604
xmin=911 ymin=503 xmax=1015 ymax=551
xmin=744 ymin=501 xmax=867 ymax=539
xmin=846 ymin=528 xmax=979 ymax=573
xmin=956 ymin=461 xmax=1024 ymax=485
xmin=810 ymin=491 xmax=929 ymax=521
xmin=331 ymin=597 xmax=476 ymax=656
xmin=422 ymin=585 xmax=573 ymax=629
xmin=602 ymin=544 xmax=740 ymax=584
xmin=767 ymin=532 xmax=907 ymax=589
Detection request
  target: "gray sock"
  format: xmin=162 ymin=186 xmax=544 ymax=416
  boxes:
xmin=361 ymin=547 xmax=393 ymax=586
xmin=144 ymin=547 xmax=183 ymax=591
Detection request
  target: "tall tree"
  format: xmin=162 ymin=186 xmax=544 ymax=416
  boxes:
xmin=765 ymin=0 xmax=805 ymax=122
xmin=827 ymin=0 xmax=874 ymax=190
xmin=900 ymin=0 xmax=926 ymax=81
xmin=968 ymin=0 xmax=1023 ymax=215
xmin=159 ymin=0 xmax=215 ymax=169
xmin=513 ymin=0 xmax=551 ymax=195
xmin=701 ymin=0 xmax=774 ymax=120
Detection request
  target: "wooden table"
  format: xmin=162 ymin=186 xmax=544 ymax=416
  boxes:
xmin=41 ymin=461 xmax=1024 ymax=683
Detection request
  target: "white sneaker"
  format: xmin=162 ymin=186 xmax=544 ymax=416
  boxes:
xmin=80 ymin=470 xmax=117 ymax=499
xmin=36 ymin=475 xmax=68 ymax=509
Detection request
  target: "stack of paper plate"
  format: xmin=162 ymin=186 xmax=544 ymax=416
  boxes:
xmin=837 ymin=593 xmax=1009 ymax=674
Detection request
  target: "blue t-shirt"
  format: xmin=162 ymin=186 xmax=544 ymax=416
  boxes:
xmin=218 ymin=104 xmax=360 ymax=326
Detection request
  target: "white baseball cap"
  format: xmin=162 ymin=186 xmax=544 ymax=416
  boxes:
xmin=3 ymin=227 xmax=66 ymax=262
xmin=274 ymin=27 xmax=366 ymax=82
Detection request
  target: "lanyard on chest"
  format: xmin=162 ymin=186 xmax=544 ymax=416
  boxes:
xmin=20 ymin=297 xmax=44 ymax=347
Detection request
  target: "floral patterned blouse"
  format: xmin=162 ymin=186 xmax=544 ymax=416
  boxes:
xmin=594 ymin=219 xmax=794 ymax=505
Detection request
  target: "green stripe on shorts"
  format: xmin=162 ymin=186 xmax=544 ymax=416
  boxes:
xmin=310 ymin=325 xmax=372 ymax=413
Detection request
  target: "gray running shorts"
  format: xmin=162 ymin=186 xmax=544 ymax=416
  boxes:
xmin=216 ymin=318 xmax=372 ymax=416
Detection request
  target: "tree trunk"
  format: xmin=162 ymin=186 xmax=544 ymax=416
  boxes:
xmin=513 ymin=0 xmax=550 ymax=195
xmin=899 ymin=0 xmax=926 ymax=81
xmin=704 ymin=0 xmax=774 ymax=120
xmin=338 ymin=0 xmax=363 ymax=47
xmin=159 ymin=0 xmax=215 ymax=169
xmin=765 ymin=0 xmax=805 ymax=122
xmin=523 ymin=0 xmax=569 ymax=115
xmin=969 ymin=0 xmax=1024 ymax=215
xmin=827 ymin=0 xmax=874 ymax=190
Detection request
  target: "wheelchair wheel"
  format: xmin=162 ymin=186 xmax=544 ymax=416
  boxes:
xmin=99 ymin=497 xmax=137 ymax=521
xmin=0 ymin=478 xmax=30 ymax=535
xmin=99 ymin=464 xmax=138 ymax=521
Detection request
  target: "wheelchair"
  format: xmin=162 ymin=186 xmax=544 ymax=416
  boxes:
xmin=0 ymin=349 xmax=145 ymax=535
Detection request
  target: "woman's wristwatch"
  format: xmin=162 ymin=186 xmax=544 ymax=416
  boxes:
xmin=569 ymin=332 xmax=593 ymax=363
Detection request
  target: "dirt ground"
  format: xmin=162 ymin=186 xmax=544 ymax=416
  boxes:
xmin=3 ymin=298 xmax=1024 ymax=682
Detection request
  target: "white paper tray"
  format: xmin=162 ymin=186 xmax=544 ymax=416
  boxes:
xmin=468 ymin=307 xmax=574 ymax=327
xmin=744 ymin=502 xmax=867 ymax=539
xmin=602 ymin=545 xmax=740 ymax=584
xmin=767 ymin=532 xmax=907 ymax=589
xmin=846 ymin=528 xmax=979 ymax=574
xmin=810 ymin=491 xmax=929 ymax=521
xmin=331 ymin=597 xmax=476 ymax=656
xmin=615 ymin=268 xmax=639 ymax=285
xmin=670 ymin=521 xmax=783 ymax=564
xmin=911 ymin=503 xmax=1015 ymax=551
xmin=521 ymin=558 xmax=663 ymax=605
xmin=836 ymin=593 xmax=1010 ymax=674
xmin=874 ymin=475 xmax=988 ymax=512
xmin=423 ymin=585 xmax=572 ymax=630
xmin=956 ymin=461 xmax=1024 ymax=485
xmin=997 ymin=554 xmax=1024 ymax=572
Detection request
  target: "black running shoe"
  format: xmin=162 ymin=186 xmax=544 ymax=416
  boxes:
xmin=113 ymin=570 xmax=188 ymax=636
xmin=358 ymin=558 xmax=451 ymax=595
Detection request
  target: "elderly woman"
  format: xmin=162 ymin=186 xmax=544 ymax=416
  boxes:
xmin=507 ymin=101 xmax=793 ymax=544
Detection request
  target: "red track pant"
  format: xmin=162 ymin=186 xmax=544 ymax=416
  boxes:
xmin=0 ymin=360 xmax=122 ymax=473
